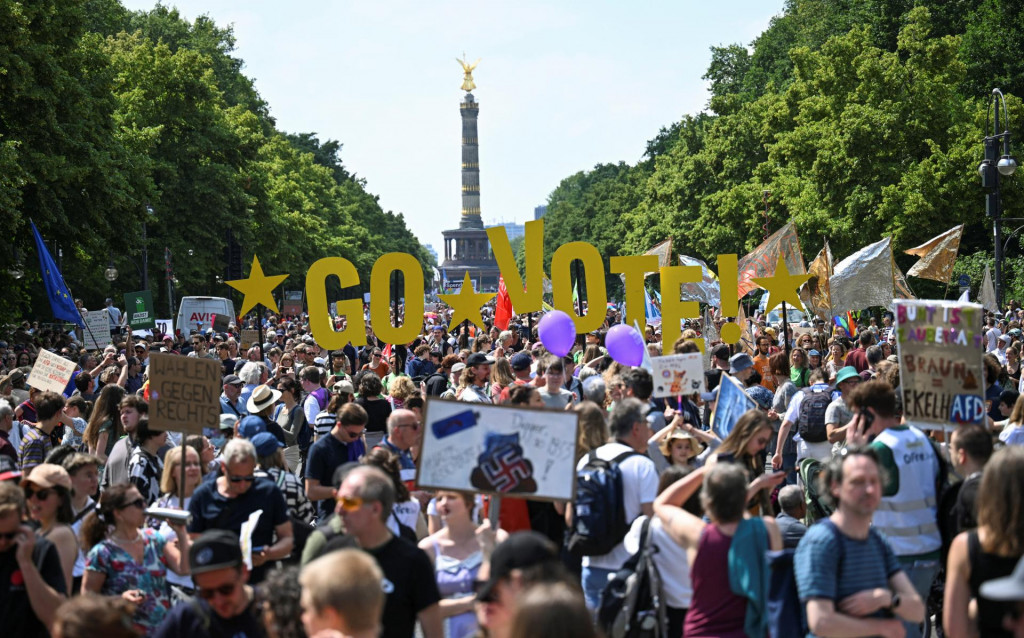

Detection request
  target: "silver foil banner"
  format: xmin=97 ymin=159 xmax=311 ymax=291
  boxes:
xmin=830 ymin=238 xmax=895 ymax=311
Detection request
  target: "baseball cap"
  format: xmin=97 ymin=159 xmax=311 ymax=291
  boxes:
xmin=333 ymin=379 xmax=355 ymax=394
xmin=728 ymin=353 xmax=753 ymax=374
xmin=509 ymin=352 xmax=532 ymax=371
xmin=476 ymin=532 xmax=559 ymax=601
xmin=20 ymin=463 xmax=71 ymax=490
xmin=189 ymin=530 xmax=244 ymax=575
xmin=250 ymin=432 xmax=283 ymax=457
xmin=219 ymin=413 xmax=238 ymax=431
xmin=223 ymin=374 xmax=243 ymax=386
xmin=451 ymin=362 xmax=466 ymax=373
xmin=237 ymin=415 xmax=266 ymax=439
xmin=466 ymin=352 xmax=494 ymax=366
xmin=808 ymin=349 xmax=820 ymax=357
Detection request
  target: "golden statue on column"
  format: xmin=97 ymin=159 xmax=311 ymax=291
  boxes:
xmin=456 ymin=56 xmax=480 ymax=91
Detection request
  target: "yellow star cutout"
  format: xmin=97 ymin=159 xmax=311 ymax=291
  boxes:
xmin=439 ymin=273 xmax=495 ymax=329
xmin=752 ymin=255 xmax=810 ymax=311
xmin=226 ymin=256 xmax=289 ymax=316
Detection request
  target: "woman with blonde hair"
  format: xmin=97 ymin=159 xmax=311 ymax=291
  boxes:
xmin=824 ymin=341 xmax=847 ymax=381
xmin=150 ymin=445 xmax=202 ymax=595
xmin=489 ymin=357 xmax=516 ymax=402
xmin=945 ymin=446 xmax=1024 ymax=638
xmin=388 ymin=375 xmax=417 ymax=410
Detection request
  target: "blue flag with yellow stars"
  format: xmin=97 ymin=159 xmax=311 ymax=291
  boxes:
xmin=31 ymin=221 xmax=82 ymax=326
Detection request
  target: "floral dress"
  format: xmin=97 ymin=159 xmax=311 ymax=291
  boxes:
xmin=85 ymin=528 xmax=172 ymax=633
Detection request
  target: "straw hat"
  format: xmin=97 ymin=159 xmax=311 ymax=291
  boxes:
xmin=658 ymin=428 xmax=703 ymax=460
xmin=246 ymin=384 xmax=282 ymax=414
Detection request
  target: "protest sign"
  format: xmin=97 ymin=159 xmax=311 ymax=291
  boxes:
xmin=417 ymin=399 xmax=579 ymax=501
xmin=83 ymin=311 xmax=111 ymax=350
xmin=240 ymin=329 xmax=259 ymax=351
xmin=711 ymin=373 xmax=757 ymax=439
xmin=124 ymin=290 xmax=156 ymax=330
xmin=651 ymin=353 xmax=705 ymax=398
xmin=27 ymin=350 xmax=76 ymax=394
xmin=147 ymin=353 xmax=222 ymax=435
xmin=791 ymin=325 xmax=813 ymax=341
xmin=895 ymin=300 xmax=985 ymax=431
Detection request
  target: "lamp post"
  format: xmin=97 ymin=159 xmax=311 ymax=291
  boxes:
xmin=980 ymin=88 xmax=1018 ymax=311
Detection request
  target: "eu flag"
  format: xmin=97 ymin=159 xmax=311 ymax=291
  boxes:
xmin=31 ymin=221 xmax=83 ymax=326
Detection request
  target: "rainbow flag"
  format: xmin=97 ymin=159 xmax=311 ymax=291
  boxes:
xmin=832 ymin=311 xmax=855 ymax=337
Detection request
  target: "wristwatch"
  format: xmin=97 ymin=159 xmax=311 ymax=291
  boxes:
xmin=888 ymin=591 xmax=901 ymax=611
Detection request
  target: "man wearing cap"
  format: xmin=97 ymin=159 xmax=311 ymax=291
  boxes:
xmin=153 ymin=530 xmax=266 ymax=638
xmin=459 ymin=353 xmax=494 ymax=403
xmin=306 ymin=402 xmax=368 ymax=521
xmin=188 ymin=439 xmax=292 ymax=585
xmin=0 ymin=481 xmax=66 ymax=637
xmin=728 ymin=352 xmax=755 ymax=384
xmin=475 ymin=532 xmax=575 ymax=638
xmin=427 ymin=325 xmax=453 ymax=357
xmin=822 ymin=366 xmax=862 ymax=449
xmin=219 ymin=374 xmax=246 ymax=418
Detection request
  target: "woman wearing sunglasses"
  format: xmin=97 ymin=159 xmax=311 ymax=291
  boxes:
xmin=80 ymin=484 xmax=191 ymax=633
xmin=21 ymin=463 xmax=78 ymax=596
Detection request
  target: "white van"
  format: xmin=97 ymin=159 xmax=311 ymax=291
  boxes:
xmin=175 ymin=296 xmax=236 ymax=336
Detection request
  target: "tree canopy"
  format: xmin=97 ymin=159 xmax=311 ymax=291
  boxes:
xmin=0 ymin=1 xmax=434 ymax=324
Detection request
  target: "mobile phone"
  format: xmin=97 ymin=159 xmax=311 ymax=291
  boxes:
xmin=859 ymin=409 xmax=874 ymax=432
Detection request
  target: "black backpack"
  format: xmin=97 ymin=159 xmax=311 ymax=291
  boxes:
xmin=597 ymin=517 xmax=667 ymax=638
xmin=423 ymin=372 xmax=449 ymax=397
xmin=568 ymin=449 xmax=640 ymax=557
xmin=796 ymin=385 xmax=833 ymax=443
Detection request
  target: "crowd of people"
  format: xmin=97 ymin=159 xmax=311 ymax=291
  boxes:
xmin=1 ymin=298 xmax=1024 ymax=638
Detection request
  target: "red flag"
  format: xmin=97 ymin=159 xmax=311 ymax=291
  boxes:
xmin=494 ymin=275 xmax=513 ymax=330
xmin=381 ymin=343 xmax=392 ymax=360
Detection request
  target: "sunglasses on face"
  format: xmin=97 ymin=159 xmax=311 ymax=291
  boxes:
xmin=228 ymin=475 xmax=255 ymax=483
xmin=25 ymin=487 xmax=53 ymax=501
xmin=118 ymin=498 xmax=146 ymax=510
xmin=198 ymin=581 xmax=238 ymax=600
xmin=338 ymin=495 xmax=366 ymax=512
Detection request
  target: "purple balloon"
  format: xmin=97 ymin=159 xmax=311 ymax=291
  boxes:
xmin=606 ymin=324 xmax=645 ymax=366
xmin=537 ymin=310 xmax=576 ymax=357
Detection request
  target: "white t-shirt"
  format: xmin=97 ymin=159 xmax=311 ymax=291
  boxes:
xmin=986 ymin=327 xmax=1002 ymax=352
xmin=624 ymin=515 xmax=691 ymax=609
xmin=538 ymin=386 xmax=574 ymax=409
xmin=576 ymin=442 xmax=658 ymax=570
xmin=1000 ymin=423 xmax=1024 ymax=446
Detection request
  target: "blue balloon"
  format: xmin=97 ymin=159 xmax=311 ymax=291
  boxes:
xmin=537 ymin=310 xmax=576 ymax=357
xmin=606 ymin=324 xmax=645 ymax=366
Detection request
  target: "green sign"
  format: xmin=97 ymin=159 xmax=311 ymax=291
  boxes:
xmin=124 ymin=290 xmax=156 ymax=330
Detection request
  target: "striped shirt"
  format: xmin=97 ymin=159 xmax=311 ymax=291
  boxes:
xmin=19 ymin=426 xmax=52 ymax=474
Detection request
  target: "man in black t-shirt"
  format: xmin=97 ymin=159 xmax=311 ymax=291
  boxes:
xmin=305 ymin=402 xmax=368 ymax=521
xmin=0 ymin=482 xmax=66 ymax=638
xmin=153 ymin=530 xmax=267 ymax=638
xmin=331 ymin=465 xmax=441 ymax=638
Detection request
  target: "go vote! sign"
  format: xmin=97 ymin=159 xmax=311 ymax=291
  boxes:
xmin=895 ymin=300 xmax=986 ymax=430
xmin=147 ymin=353 xmax=222 ymax=434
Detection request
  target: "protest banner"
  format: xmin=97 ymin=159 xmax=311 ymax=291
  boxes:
xmin=27 ymin=350 xmax=75 ymax=394
xmin=240 ymin=329 xmax=259 ymax=351
xmin=895 ymin=300 xmax=985 ymax=431
xmin=417 ymin=399 xmax=579 ymax=501
xmin=83 ymin=310 xmax=111 ymax=350
xmin=711 ymin=373 xmax=757 ymax=439
xmin=147 ymin=353 xmax=222 ymax=435
xmin=791 ymin=325 xmax=814 ymax=341
xmin=651 ymin=353 xmax=706 ymax=398
xmin=124 ymin=290 xmax=156 ymax=330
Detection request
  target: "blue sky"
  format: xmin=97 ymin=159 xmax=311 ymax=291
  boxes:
xmin=121 ymin=1 xmax=785 ymax=254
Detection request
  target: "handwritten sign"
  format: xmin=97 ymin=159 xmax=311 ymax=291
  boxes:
xmin=147 ymin=353 xmax=222 ymax=435
xmin=417 ymin=399 xmax=579 ymax=501
xmin=82 ymin=311 xmax=111 ymax=350
xmin=240 ymin=329 xmax=259 ymax=351
xmin=651 ymin=353 xmax=706 ymax=398
xmin=895 ymin=300 xmax=985 ymax=431
xmin=27 ymin=350 xmax=76 ymax=394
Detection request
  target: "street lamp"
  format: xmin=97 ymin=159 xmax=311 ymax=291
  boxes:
xmin=104 ymin=257 xmax=118 ymax=282
xmin=980 ymin=88 xmax=1018 ymax=310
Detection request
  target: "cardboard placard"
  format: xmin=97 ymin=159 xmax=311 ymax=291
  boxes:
xmin=416 ymin=399 xmax=579 ymax=501
xmin=83 ymin=311 xmax=112 ymax=350
xmin=651 ymin=353 xmax=706 ymax=398
xmin=124 ymin=290 xmax=156 ymax=330
xmin=240 ymin=329 xmax=259 ymax=351
xmin=147 ymin=353 xmax=222 ymax=435
xmin=27 ymin=350 xmax=76 ymax=394
xmin=895 ymin=300 xmax=985 ymax=430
